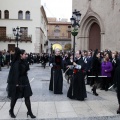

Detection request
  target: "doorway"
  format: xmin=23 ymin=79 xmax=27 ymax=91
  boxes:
xmin=89 ymin=23 xmax=101 ymax=50
xmin=8 ymin=44 xmax=15 ymax=52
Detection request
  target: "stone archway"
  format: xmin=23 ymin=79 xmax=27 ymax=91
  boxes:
xmin=52 ymin=43 xmax=62 ymax=50
xmin=77 ymin=10 xmax=105 ymax=51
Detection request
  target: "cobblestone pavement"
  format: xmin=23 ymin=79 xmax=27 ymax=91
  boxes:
xmin=0 ymin=64 xmax=120 ymax=119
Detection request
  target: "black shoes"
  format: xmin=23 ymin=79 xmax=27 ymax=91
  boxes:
xmin=9 ymin=110 xmax=16 ymax=118
xmin=91 ymin=88 xmax=99 ymax=96
xmin=27 ymin=112 xmax=36 ymax=118
xmin=93 ymin=92 xmax=98 ymax=96
xmin=9 ymin=110 xmax=36 ymax=118
xmin=117 ymin=109 xmax=120 ymax=114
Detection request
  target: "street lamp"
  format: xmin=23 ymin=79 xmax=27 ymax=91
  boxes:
xmin=70 ymin=9 xmax=81 ymax=61
xmin=13 ymin=26 xmax=22 ymax=48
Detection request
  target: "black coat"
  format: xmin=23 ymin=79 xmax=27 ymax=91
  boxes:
xmin=92 ymin=57 xmax=101 ymax=76
xmin=7 ymin=59 xmax=32 ymax=98
xmin=49 ymin=55 xmax=63 ymax=94
xmin=63 ymin=57 xmax=69 ymax=72
xmin=114 ymin=60 xmax=120 ymax=104
xmin=67 ymin=58 xmax=87 ymax=100
xmin=86 ymin=57 xmax=93 ymax=71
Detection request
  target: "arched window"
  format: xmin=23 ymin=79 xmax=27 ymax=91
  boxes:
xmin=0 ymin=10 xmax=1 ymax=19
xmin=25 ymin=11 xmax=30 ymax=20
xmin=18 ymin=10 xmax=23 ymax=19
xmin=55 ymin=25 xmax=59 ymax=30
xmin=4 ymin=10 xmax=9 ymax=19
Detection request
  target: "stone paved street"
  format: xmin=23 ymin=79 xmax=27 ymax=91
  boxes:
xmin=0 ymin=64 xmax=120 ymax=119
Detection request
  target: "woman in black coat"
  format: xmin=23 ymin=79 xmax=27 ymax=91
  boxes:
xmin=114 ymin=60 xmax=120 ymax=114
xmin=7 ymin=48 xmax=36 ymax=118
xmin=91 ymin=49 xmax=101 ymax=96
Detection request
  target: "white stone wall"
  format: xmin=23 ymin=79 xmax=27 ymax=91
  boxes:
xmin=40 ymin=7 xmax=48 ymax=53
xmin=0 ymin=0 xmax=41 ymax=53
xmin=72 ymin=0 xmax=120 ymax=51
xmin=35 ymin=27 xmax=41 ymax=53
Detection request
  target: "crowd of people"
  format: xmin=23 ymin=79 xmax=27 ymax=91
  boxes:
xmin=49 ymin=48 xmax=120 ymax=114
xmin=1 ymin=48 xmax=120 ymax=118
xmin=0 ymin=49 xmax=50 ymax=70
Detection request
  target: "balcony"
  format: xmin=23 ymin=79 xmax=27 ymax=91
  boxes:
xmin=48 ymin=36 xmax=71 ymax=41
xmin=0 ymin=34 xmax=32 ymax=43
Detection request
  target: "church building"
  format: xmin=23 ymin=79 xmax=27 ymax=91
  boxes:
xmin=73 ymin=0 xmax=120 ymax=51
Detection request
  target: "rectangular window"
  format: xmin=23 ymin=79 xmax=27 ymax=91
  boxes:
xmin=20 ymin=27 xmax=28 ymax=39
xmin=8 ymin=44 xmax=15 ymax=52
xmin=68 ymin=26 xmax=71 ymax=38
xmin=0 ymin=27 xmax=6 ymax=38
xmin=54 ymin=32 xmax=60 ymax=38
xmin=68 ymin=32 xmax=71 ymax=38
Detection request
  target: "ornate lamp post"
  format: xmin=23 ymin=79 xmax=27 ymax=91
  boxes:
xmin=70 ymin=9 xmax=81 ymax=61
xmin=13 ymin=27 xmax=22 ymax=48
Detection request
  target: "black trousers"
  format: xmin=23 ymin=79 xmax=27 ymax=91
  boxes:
xmin=86 ymin=71 xmax=92 ymax=84
xmin=117 ymin=91 xmax=120 ymax=104
xmin=101 ymin=77 xmax=110 ymax=90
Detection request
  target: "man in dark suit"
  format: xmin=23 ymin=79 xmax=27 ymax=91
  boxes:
xmin=67 ymin=51 xmax=87 ymax=101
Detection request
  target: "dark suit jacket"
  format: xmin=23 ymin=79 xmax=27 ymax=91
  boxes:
xmin=86 ymin=57 xmax=93 ymax=71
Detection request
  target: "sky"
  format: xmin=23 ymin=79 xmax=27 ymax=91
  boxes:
xmin=41 ymin=0 xmax=72 ymax=21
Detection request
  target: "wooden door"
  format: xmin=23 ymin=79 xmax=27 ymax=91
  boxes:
xmin=8 ymin=44 xmax=15 ymax=52
xmin=89 ymin=23 xmax=101 ymax=50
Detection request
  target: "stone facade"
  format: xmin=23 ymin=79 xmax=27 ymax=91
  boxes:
xmin=47 ymin=18 xmax=71 ymax=53
xmin=40 ymin=6 xmax=48 ymax=53
xmin=0 ymin=0 xmax=48 ymax=53
xmin=72 ymin=0 xmax=120 ymax=51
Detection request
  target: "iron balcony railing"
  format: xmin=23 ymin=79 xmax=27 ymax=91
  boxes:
xmin=0 ymin=34 xmax=32 ymax=42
